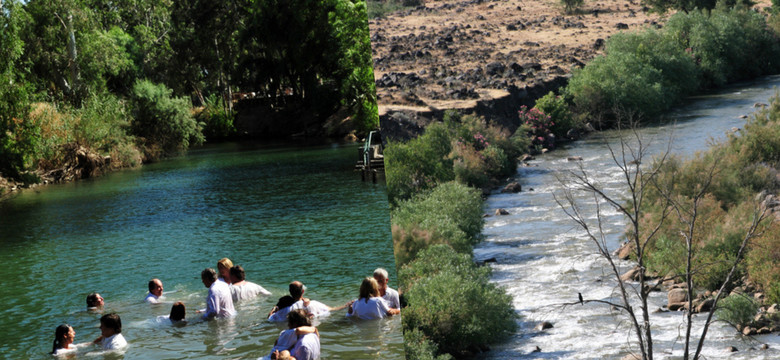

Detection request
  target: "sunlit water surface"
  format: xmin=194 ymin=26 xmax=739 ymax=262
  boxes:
xmin=0 ymin=142 xmax=402 ymax=359
xmin=477 ymin=75 xmax=780 ymax=359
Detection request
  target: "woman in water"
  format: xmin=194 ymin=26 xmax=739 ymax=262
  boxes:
xmin=347 ymin=277 xmax=400 ymax=320
xmin=217 ymin=258 xmax=233 ymax=284
xmin=51 ymin=324 xmax=88 ymax=355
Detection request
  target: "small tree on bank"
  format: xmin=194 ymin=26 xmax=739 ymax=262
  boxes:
xmin=554 ymin=118 xmax=768 ymax=360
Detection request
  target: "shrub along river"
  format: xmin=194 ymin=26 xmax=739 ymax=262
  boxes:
xmin=476 ymin=75 xmax=780 ymax=359
xmin=0 ymin=142 xmax=402 ymax=359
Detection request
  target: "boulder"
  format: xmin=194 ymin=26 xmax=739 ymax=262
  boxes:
xmin=695 ymin=299 xmax=714 ymax=313
xmin=620 ymin=266 xmax=640 ymax=281
xmin=742 ymin=326 xmax=756 ymax=336
xmin=726 ymin=346 xmax=739 ymax=352
xmin=668 ymin=302 xmax=686 ymax=311
xmin=567 ymin=156 xmax=583 ymax=161
xmin=534 ymin=321 xmax=553 ymax=331
xmin=502 ymin=182 xmax=522 ymax=193
xmin=614 ymin=241 xmax=633 ymax=260
xmin=668 ymin=288 xmax=688 ymax=304
xmin=495 ymin=208 xmax=510 ymax=215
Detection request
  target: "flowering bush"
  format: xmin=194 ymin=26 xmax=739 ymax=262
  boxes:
xmin=518 ymin=105 xmax=555 ymax=151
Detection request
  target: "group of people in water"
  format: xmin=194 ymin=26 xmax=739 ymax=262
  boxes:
xmin=51 ymin=258 xmax=401 ymax=359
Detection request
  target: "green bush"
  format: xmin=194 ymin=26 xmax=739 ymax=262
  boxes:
xmin=716 ymin=294 xmax=759 ymax=327
xmin=402 ymin=268 xmax=517 ymax=355
xmin=747 ymin=221 xmax=780 ymax=304
xmin=399 ymin=244 xmax=491 ymax=290
xmin=566 ymin=28 xmax=699 ymax=122
xmin=404 ymin=329 xmax=453 ymax=360
xmin=197 ymin=94 xmax=236 ymax=141
xmin=400 ymin=245 xmax=516 ymax=356
xmin=391 ymin=182 xmax=484 ymax=265
xmin=385 ymin=122 xmax=454 ymax=205
xmin=561 ymin=0 xmax=584 ymax=14
xmin=534 ymin=91 xmax=578 ymax=138
xmin=664 ymin=8 xmax=780 ymax=88
xmin=129 ymin=79 xmax=204 ymax=160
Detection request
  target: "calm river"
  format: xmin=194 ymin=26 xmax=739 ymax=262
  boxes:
xmin=0 ymin=142 xmax=402 ymax=359
xmin=477 ymin=75 xmax=780 ymax=359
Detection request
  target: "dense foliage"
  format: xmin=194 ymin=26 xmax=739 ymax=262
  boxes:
xmin=637 ymin=94 xmax=780 ymax=306
xmin=385 ymin=112 xmax=522 ymax=358
xmin=401 ymin=245 xmax=518 ymax=356
xmin=0 ymin=0 xmax=378 ymax=183
xmin=385 ymin=111 xmax=528 ymax=204
xmin=564 ymin=6 xmax=780 ymax=125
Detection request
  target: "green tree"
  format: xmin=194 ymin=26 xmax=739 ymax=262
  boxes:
xmin=129 ymin=79 xmax=204 ymax=160
xmin=0 ymin=0 xmax=36 ymax=180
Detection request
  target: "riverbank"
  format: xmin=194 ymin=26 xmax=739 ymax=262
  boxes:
xmin=473 ymin=77 xmax=780 ymax=358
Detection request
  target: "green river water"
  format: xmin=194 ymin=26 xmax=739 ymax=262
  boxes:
xmin=0 ymin=141 xmax=402 ymax=359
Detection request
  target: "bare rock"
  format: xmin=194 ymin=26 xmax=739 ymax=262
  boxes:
xmin=726 ymin=346 xmax=739 ymax=352
xmin=614 ymin=241 xmax=634 ymax=260
xmin=695 ymin=299 xmax=714 ymax=313
xmin=668 ymin=302 xmax=686 ymax=311
xmin=668 ymin=288 xmax=688 ymax=305
xmin=620 ymin=266 xmax=640 ymax=281
xmin=534 ymin=321 xmax=554 ymax=331
xmin=742 ymin=326 xmax=756 ymax=336
xmin=495 ymin=208 xmax=510 ymax=215
xmin=502 ymin=182 xmax=522 ymax=193
xmin=567 ymin=156 xmax=583 ymax=161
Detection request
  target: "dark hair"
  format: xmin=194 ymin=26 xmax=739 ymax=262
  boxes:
xmin=86 ymin=293 xmax=101 ymax=308
xmin=275 ymin=295 xmax=296 ymax=309
xmin=148 ymin=279 xmax=159 ymax=292
xmin=51 ymin=324 xmax=71 ymax=354
xmin=201 ymin=268 xmax=217 ymax=282
xmin=229 ymin=265 xmax=246 ymax=282
xmin=287 ymin=309 xmax=311 ymax=328
xmin=170 ymin=302 xmax=186 ymax=322
xmin=289 ymin=281 xmax=304 ymax=299
xmin=100 ymin=313 xmax=122 ymax=334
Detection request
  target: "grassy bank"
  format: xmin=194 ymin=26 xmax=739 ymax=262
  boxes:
xmin=385 ymin=112 xmax=525 ymax=359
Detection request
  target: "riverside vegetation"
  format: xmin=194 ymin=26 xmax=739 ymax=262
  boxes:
xmin=385 ymin=113 xmax=527 ymax=359
xmin=0 ymin=0 xmax=377 ymax=194
xmin=384 ymin=1 xmax=780 ymax=359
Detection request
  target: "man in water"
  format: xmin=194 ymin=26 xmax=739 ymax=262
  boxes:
xmin=373 ymin=268 xmax=400 ymax=309
xmin=268 ymin=281 xmax=347 ymax=322
xmin=86 ymin=293 xmax=104 ymax=311
xmin=93 ymin=313 xmax=127 ymax=350
xmin=229 ymin=265 xmax=271 ymax=302
xmin=145 ymin=279 xmax=164 ymax=304
xmin=200 ymin=268 xmax=236 ymax=319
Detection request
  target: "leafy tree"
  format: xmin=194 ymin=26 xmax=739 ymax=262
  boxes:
xmin=0 ymin=0 xmax=36 ymax=179
xmin=129 ymin=79 xmax=203 ymax=160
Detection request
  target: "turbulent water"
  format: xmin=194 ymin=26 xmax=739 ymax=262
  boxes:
xmin=0 ymin=142 xmax=402 ymax=359
xmin=476 ymin=75 xmax=780 ymax=359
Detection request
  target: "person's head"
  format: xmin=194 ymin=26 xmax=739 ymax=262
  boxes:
xmin=170 ymin=302 xmax=186 ymax=322
xmin=229 ymin=265 xmax=245 ymax=283
xmin=148 ymin=278 xmax=163 ymax=297
xmin=289 ymin=281 xmax=305 ymax=300
xmin=275 ymin=295 xmax=296 ymax=310
xmin=99 ymin=313 xmax=122 ymax=337
xmin=86 ymin=293 xmax=104 ymax=309
xmin=52 ymin=324 xmax=74 ymax=353
xmin=287 ymin=308 xmax=312 ymax=329
xmin=359 ymin=277 xmax=381 ymax=301
xmin=217 ymin=258 xmax=233 ymax=280
xmin=201 ymin=268 xmax=218 ymax=288
xmin=373 ymin=268 xmax=390 ymax=290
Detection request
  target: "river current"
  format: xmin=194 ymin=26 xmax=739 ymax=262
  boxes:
xmin=476 ymin=75 xmax=780 ymax=359
xmin=0 ymin=142 xmax=402 ymax=359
